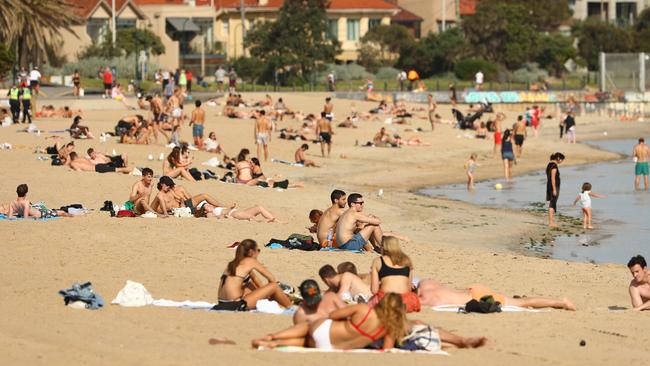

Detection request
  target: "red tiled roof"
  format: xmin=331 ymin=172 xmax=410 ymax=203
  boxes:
xmin=459 ymin=0 xmax=478 ymax=16
xmin=214 ymin=0 xmax=396 ymax=10
xmin=67 ymin=0 xmax=142 ymax=18
xmin=391 ymin=6 xmax=422 ymax=22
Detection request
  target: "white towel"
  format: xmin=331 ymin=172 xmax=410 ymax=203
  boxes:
xmin=259 ymin=346 xmax=448 ymax=355
xmin=152 ymin=299 xmax=215 ymax=309
xmin=111 ymin=280 xmax=154 ymax=307
xmin=202 ymin=157 xmax=221 ymax=167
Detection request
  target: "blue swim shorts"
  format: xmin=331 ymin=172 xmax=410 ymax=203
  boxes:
xmin=192 ymin=124 xmax=204 ymax=138
xmin=339 ymin=233 xmax=367 ymax=251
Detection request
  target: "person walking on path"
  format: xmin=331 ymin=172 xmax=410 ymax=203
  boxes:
xmin=546 ymin=152 xmax=565 ymax=227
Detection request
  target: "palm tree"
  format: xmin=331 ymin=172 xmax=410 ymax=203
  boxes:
xmin=0 ymin=0 xmax=79 ymax=67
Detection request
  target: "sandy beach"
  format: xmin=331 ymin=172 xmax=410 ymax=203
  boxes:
xmin=1 ymin=93 xmax=649 ymax=365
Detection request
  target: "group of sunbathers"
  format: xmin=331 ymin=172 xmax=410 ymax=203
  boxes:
xmin=37 ymin=139 xmax=136 ymax=174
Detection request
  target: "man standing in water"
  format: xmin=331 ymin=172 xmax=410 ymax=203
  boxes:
xmin=633 ymin=137 xmax=650 ymax=190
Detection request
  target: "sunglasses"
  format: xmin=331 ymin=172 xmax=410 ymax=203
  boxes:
xmin=353 ymin=201 xmax=364 ymax=205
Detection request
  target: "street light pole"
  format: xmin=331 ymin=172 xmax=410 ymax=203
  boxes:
xmin=112 ymin=0 xmax=116 ymax=47
xmin=240 ymin=0 xmax=246 ymax=56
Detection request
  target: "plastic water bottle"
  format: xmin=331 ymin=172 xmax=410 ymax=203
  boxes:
xmin=112 ymin=149 xmax=117 ymax=156
xmin=159 ymin=152 xmax=164 ymax=161
xmin=378 ymin=189 xmax=384 ymax=197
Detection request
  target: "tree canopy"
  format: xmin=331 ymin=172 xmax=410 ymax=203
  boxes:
xmin=358 ymin=24 xmax=415 ymax=72
xmin=78 ymin=28 xmax=165 ymax=59
xmin=246 ymin=0 xmax=340 ymax=82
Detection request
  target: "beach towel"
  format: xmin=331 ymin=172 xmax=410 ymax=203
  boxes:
xmin=152 ymin=299 xmax=215 ymax=309
xmin=270 ymin=158 xmax=304 ymax=167
xmin=432 ymin=304 xmax=547 ymax=313
xmin=258 ymin=346 xmax=447 ymax=356
xmin=0 ymin=214 xmax=59 ymax=221
xmin=265 ymin=243 xmax=364 ymax=254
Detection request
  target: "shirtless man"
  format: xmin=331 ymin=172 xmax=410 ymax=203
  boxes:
xmin=315 ymin=112 xmax=333 ymax=158
xmin=427 ymin=94 xmax=437 ymax=131
xmin=166 ymin=88 xmax=182 ymax=126
xmin=337 ymin=262 xmax=371 ymax=286
xmin=316 ymin=190 xmax=346 ymax=247
xmin=493 ymin=112 xmax=505 ymax=158
xmin=189 ymin=100 xmax=205 ymax=149
xmin=335 ymin=193 xmax=382 ymax=252
xmin=150 ymin=94 xmax=169 ymax=142
xmin=254 ymin=110 xmax=272 ymax=161
xmin=7 ymin=184 xmax=41 ymax=218
xmin=68 ymin=152 xmax=133 ymax=174
xmin=150 ymin=176 xmax=223 ymax=217
xmin=627 ymin=255 xmax=650 ymax=311
xmin=323 ymin=97 xmax=334 ymax=122
xmin=633 ymin=137 xmax=650 ymax=190
xmin=417 ymin=279 xmax=575 ymax=310
xmin=513 ymin=115 xmax=527 ymax=158
xmin=58 ymin=141 xmax=75 ymax=166
xmin=129 ymin=168 xmax=157 ymax=215
xmin=292 ymin=279 xmax=345 ymax=324
xmin=319 ymin=264 xmax=372 ymax=303
xmin=87 ymin=148 xmax=128 ymax=168
xmin=295 ymin=144 xmax=319 ymax=167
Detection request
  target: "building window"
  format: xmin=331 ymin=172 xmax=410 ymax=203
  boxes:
xmin=223 ymin=19 xmax=230 ymax=36
xmin=326 ymin=19 xmax=338 ymax=40
xmin=346 ymin=19 xmax=360 ymax=41
xmin=86 ymin=18 xmax=109 ymax=43
xmin=116 ymin=18 xmax=136 ymax=29
xmin=193 ymin=17 xmax=215 ymax=52
xmin=616 ymin=2 xmax=637 ymax=26
xmin=587 ymin=2 xmax=608 ymax=19
xmin=368 ymin=18 xmax=381 ymax=29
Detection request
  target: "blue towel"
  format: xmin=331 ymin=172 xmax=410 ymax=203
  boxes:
xmin=319 ymin=247 xmax=364 ymax=254
xmin=0 ymin=214 xmax=59 ymax=221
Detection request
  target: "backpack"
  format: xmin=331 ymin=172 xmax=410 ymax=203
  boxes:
xmin=51 ymin=155 xmax=62 ymax=166
xmin=463 ymin=295 xmax=502 ymax=314
xmin=399 ymin=324 xmax=442 ymax=352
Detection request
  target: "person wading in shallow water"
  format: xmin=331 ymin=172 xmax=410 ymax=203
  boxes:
xmin=546 ymin=152 xmax=565 ymax=227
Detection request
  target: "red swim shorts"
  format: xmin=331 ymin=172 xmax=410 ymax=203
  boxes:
xmin=494 ymin=131 xmax=502 ymax=144
xmin=368 ymin=289 xmax=421 ymax=313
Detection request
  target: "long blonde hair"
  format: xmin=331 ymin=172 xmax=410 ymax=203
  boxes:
xmin=382 ymin=237 xmax=412 ymax=269
xmin=374 ymin=292 xmax=408 ymax=343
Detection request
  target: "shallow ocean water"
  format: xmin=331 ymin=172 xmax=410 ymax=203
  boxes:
xmin=419 ymin=139 xmax=650 ymax=264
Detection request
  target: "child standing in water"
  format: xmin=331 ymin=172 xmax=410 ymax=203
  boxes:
xmin=465 ymin=153 xmax=479 ymax=191
xmin=572 ymin=182 xmax=605 ymax=229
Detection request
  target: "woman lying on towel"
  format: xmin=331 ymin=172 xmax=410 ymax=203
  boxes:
xmin=251 ymin=158 xmax=304 ymax=189
xmin=252 ymin=293 xmax=487 ymax=350
xmin=368 ymin=237 xmax=420 ymax=313
xmin=194 ymin=201 xmax=282 ymax=223
xmin=214 ymin=239 xmax=292 ymax=311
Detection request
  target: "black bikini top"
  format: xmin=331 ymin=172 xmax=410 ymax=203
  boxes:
xmin=378 ymin=257 xmax=410 ymax=279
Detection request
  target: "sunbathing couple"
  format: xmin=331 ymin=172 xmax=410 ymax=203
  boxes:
xmin=36 ymin=105 xmax=82 ymax=118
xmin=68 ymin=148 xmax=135 ymax=174
xmin=0 ymin=184 xmax=72 ymax=218
xmin=233 ymin=148 xmax=303 ymax=188
xmin=313 ymin=190 xmax=407 ymax=252
xmin=367 ymin=127 xmax=429 ymax=147
xmin=133 ymin=173 xmax=280 ymax=221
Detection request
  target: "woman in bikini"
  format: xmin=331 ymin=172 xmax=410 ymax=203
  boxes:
xmin=250 ymin=158 xmax=304 ymax=189
xmin=214 ymin=239 xmax=291 ymax=311
xmin=163 ymin=146 xmax=195 ymax=182
xmin=234 ymin=149 xmax=259 ymax=186
xmin=194 ymin=201 xmax=281 ymax=223
xmin=368 ymin=237 xmax=420 ymax=313
xmin=252 ymin=292 xmax=408 ymax=350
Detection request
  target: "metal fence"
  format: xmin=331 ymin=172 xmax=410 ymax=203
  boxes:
xmin=599 ymin=52 xmax=649 ymax=92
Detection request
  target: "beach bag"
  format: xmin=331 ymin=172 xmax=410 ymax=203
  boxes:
xmin=399 ymin=324 xmax=442 ymax=352
xmin=116 ymin=210 xmax=136 ymax=218
xmin=51 ymin=155 xmax=62 ymax=166
xmin=463 ymin=295 xmax=502 ymax=314
xmin=173 ymin=207 xmax=192 ymax=218
xmin=267 ymin=234 xmax=319 ymax=251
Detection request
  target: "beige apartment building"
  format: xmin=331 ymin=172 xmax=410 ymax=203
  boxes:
xmin=61 ymin=0 xmax=403 ymax=74
xmin=570 ymin=0 xmax=650 ymax=25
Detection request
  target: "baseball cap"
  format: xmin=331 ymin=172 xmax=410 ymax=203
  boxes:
xmin=299 ymin=279 xmax=322 ymax=306
xmin=159 ymin=176 xmax=175 ymax=187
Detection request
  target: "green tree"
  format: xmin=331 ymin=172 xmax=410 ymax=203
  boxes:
xmin=246 ymin=0 xmax=340 ymax=83
xmin=482 ymin=0 xmax=571 ymax=32
xmin=462 ymin=2 xmax=539 ymax=69
xmin=534 ymin=33 xmax=576 ymax=76
xmin=634 ymin=8 xmax=650 ymax=52
xmin=572 ymin=19 xmax=634 ymax=70
xmin=1 ymin=0 xmax=79 ymax=67
xmin=232 ymin=56 xmax=266 ymax=83
xmin=398 ymin=27 xmax=467 ymax=77
xmin=0 ymin=43 xmax=14 ymax=77
xmin=358 ymin=24 xmax=415 ymax=71
xmin=79 ymin=29 xmax=165 ymax=59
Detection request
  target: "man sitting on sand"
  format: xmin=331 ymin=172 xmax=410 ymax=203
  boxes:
xmin=417 ymin=279 xmax=576 ymax=310
xmin=87 ymin=148 xmax=129 ymax=168
xmin=315 ymin=190 xmax=347 ymax=247
xmin=319 ymin=264 xmax=372 ymax=303
xmin=627 ymin=255 xmax=650 ymax=311
xmin=4 ymin=184 xmax=69 ymax=218
xmin=293 ymin=279 xmax=345 ymax=324
xmin=68 ymin=152 xmax=135 ymax=174
xmin=337 ymin=262 xmax=371 ymax=286
xmin=129 ymin=168 xmax=157 ymax=215
xmin=150 ymin=176 xmax=223 ymax=217
xmin=335 ymin=193 xmax=383 ymax=252
xmin=295 ymin=144 xmax=319 ymax=167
